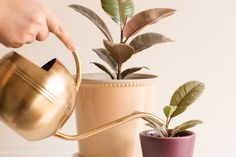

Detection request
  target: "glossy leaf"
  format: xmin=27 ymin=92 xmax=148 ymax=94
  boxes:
xmin=163 ymin=105 xmax=177 ymax=119
xmin=69 ymin=4 xmax=113 ymax=41
xmin=142 ymin=116 xmax=164 ymax=127
xmin=92 ymin=48 xmax=117 ymax=71
xmin=170 ymin=81 xmax=205 ymax=118
xmin=103 ymin=40 xmax=134 ymax=65
xmin=145 ymin=123 xmax=165 ymax=137
xmin=101 ymin=0 xmax=134 ymax=24
xmin=123 ymin=8 xmax=176 ymax=39
xmin=171 ymin=120 xmax=203 ymax=137
xmin=91 ymin=62 xmax=115 ymax=79
xmin=143 ymin=116 xmax=167 ymax=137
xmin=129 ymin=32 xmax=173 ymax=53
xmin=121 ymin=66 xmax=149 ymax=79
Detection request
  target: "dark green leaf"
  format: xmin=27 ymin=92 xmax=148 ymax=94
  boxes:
xmin=123 ymin=8 xmax=176 ymax=39
xmin=171 ymin=120 xmax=203 ymax=137
xmin=103 ymin=40 xmax=134 ymax=65
xmin=92 ymin=48 xmax=117 ymax=71
xmin=129 ymin=32 xmax=173 ymax=53
xmin=143 ymin=117 xmax=167 ymax=137
xmin=69 ymin=4 xmax=113 ymax=41
xmin=121 ymin=66 xmax=149 ymax=79
xmin=145 ymin=123 xmax=165 ymax=137
xmin=91 ymin=62 xmax=115 ymax=79
xmin=101 ymin=0 xmax=134 ymax=24
xmin=144 ymin=119 xmax=157 ymax=128
xmin=142 ymin=117 xmax=164 ymax=127
xmin=163 ymin=105 xmax=177 ymax=119
xmin=170 ymin=81 xmax=205 ymax=118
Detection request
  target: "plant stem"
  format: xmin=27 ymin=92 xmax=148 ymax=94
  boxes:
xmin=165 ymin=117 xmax=172 ymax=133
xmin=120 ymin=16 xmax=128 ymax=43
xmin=117 ymin=65 xmax=122 ymax=79
xmin=166 ymin=118 xmax=169 ymax=128
xmin=163 ymin=118 xmax=169 ymax=137
xmin=165 ymin=118 xmax=169 ymax=129
xmin=123 ymin=37 xmax=129 ymax=43
xmin=118 ymin=0 xmax=123 ymax=42
xmin=120 ymin=24 xmax=123 ymax=43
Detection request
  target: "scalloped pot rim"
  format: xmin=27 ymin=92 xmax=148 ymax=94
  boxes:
xmin=79 ymin=73 xmax=158 ymax=85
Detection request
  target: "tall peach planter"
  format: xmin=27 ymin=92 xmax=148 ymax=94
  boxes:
xmin=75 ymin=73 xmax=158 ymax=157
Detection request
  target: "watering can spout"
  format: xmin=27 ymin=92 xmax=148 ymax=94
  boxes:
xmin=54 ymin=112 xmax=164 ymax=141
xmin=0 ymin=51 xmax=163 ymax=142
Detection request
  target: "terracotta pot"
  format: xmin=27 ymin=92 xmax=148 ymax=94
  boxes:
xmin=140 ymin=130 xmax=196 ymax=157
xmin=75 ymin=73 xmax=158 ymax=157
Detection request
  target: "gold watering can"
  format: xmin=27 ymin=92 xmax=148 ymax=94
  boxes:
xmin=0 ymin=51 xmax=163 ymax=141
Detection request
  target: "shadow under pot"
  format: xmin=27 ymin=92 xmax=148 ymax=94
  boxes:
xmin=139 ymin=130 xmax=196 ymax=157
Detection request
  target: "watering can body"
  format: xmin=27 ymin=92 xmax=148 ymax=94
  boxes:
xmin=0 ymin=52 xmax=78 ymax=140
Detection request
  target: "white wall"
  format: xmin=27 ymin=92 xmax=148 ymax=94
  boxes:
xmin=0 ymin=0 xmax=236 ymax=156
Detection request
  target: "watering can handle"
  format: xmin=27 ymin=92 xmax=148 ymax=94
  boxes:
xmin=71 ymin=51 xmax=81 ymax=91
xmin=55 ymin=112 xmax=164 ymax=141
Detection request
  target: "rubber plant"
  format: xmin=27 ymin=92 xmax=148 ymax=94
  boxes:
xmin=69 ymin=0 xmax=175 ymax=79
xmin=143 ymin=81 xmax=205 ymax=137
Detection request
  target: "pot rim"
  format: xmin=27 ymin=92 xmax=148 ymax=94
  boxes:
xmin=80 ymin=73 xmax=157 ymax=82
xmin=140 ymin=130 xmax=196 ymax=140
xmin=79 ymin=73 xmax=158 ymax=87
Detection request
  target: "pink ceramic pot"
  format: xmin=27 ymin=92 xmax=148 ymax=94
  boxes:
xmin=140 ymin=130 xmax=196 ymax=157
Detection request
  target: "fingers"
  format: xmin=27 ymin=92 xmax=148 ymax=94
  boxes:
xmin=0 ymin=5 xmax=75 ymax=51
xmin=1 ymin=21 xmax=47 ymax=47
xmin=36 ymin=19 xmax=49 ymax=41
xmin=45 ymin=9 xmax=76 ymax=52
xmin=5 ymin=42 xmax=23 ymax=48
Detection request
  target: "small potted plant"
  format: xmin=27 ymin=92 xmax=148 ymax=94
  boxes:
xmin=140 ymin=81 xmax=205 ymax=157
xmin=69 ymin=1 xmax=175 ymax=157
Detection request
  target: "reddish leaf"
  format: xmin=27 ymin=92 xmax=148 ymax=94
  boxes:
xmin=103 ymin=40 xmax=134 ymax=65
xmin=123 ymin=8 xmax=176 ymax=39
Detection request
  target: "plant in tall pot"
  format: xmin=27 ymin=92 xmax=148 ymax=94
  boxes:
xmin=140 ymin=81 xmax=205 ymax=157
xmin=69 ymin=1 xmax=175 ymax=157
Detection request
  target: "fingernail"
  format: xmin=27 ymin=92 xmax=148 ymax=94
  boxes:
xmin=73 ymin=45 xmax=79 ymax=52
xmin=68 ymin=42 xmax=77 ymax=52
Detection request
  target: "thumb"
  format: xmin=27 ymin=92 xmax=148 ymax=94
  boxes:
xmin=46 ymin=10 xmax=76 ymax=52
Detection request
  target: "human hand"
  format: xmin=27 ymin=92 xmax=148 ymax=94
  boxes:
xmin=0 ymin=0 xmax=76 ymax=51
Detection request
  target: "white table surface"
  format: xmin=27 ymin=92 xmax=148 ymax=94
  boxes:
xmin=0 ymin=151 xmax=75 ymax=157
xmin=0 ymin=151 xmax=235 ymax=157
